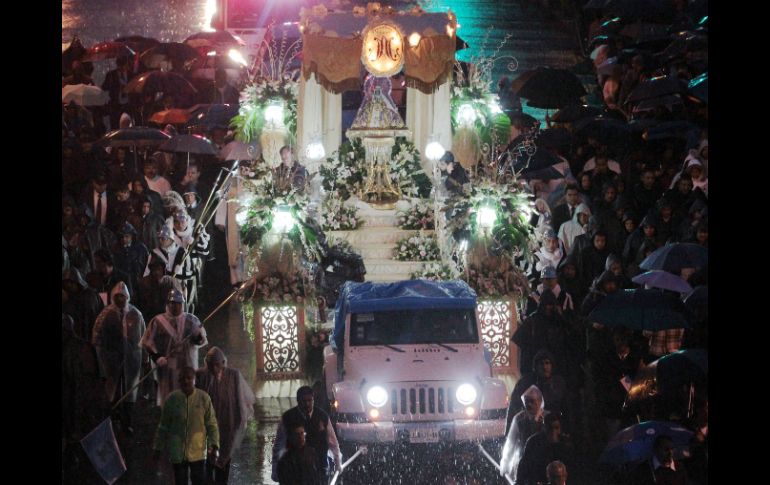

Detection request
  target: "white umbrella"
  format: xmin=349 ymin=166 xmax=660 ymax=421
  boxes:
xmin=62 ymin=84 xmax=110 ymax=106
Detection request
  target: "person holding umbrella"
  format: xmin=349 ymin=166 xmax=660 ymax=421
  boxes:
xmin=102 ymin=55 xmax=133 ymax=130
xmin=629 ymin=434 xmax=690 ymax=485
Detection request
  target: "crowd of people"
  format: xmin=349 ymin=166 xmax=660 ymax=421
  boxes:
xmin=62 ymin=1 xmax=707 ymax=483
xmin=491 ymin=1 xmax=708 ymax=484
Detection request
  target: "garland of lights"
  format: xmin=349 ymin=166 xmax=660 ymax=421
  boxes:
xmin=319 ymin=138 xmax=432 ymax=202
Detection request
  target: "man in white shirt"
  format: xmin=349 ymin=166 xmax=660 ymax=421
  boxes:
xmin=143 ymin=156 xmax=172 ymax=197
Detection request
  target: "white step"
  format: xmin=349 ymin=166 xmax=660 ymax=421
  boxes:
xmin=361 ymin=213 xmax=400 ymax=228
xmin=328 ymin=228 xmax=434 ymax=246
xmin=364 ymin=259 xmax=439 ymax=277
xmin=358 ymin=244 xmax=398 ymax=260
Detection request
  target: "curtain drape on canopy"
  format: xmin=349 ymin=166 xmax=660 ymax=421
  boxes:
xmin=297 ymin=72 xmax=342 ymax=174
xmin=406 ymin=79 xmax=452 ymax=178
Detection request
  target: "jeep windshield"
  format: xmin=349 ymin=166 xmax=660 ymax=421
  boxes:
xmin=350 ymin=308 xmax=479 ymax=346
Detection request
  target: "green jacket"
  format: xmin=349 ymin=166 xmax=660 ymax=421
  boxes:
xmin=154 ymin=388 xmax=220 ymax=463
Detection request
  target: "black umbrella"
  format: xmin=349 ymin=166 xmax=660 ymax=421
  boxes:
xmin=644 ymin=120 xmax=700 ymax=141
xmin=551 ymin=104 xmax=602 ymax=123
xmin=626 ymin=75 xmax=686 ymax=104
xmin=114 ymin=35 xmax=161 ymax=55
xmin=518 ymin=67 xmax=587 ymax=109
xmin=687 ymin=72 xmax=707 ymax=104
xmin=185 ymin=103 xmax=240 ymax=130
xmin=159 ymin=134 xmax=219 ymax=171
xmin=588 ymin=288 xmax=690 ymax=331
xmin=140 ymin=42 xmax=201 ymax=69
xmin=640 ymin=242 xmax=708 ymax=273
xmin=95 ymin=127 xmax=172 ymax=173
xmin=125 ymin=71 xmax=198 ymax=98
xmin=628 ymin=118 xmax=659 ymax=133
xmin=538 ymin=128 xmax=574 ymax=151
xmin=455 ymin=36 xmax=469 ymax=51
xmin=159 ymin=134 xmax=218 ymax=156
xmin=683 ymin=285 xmax=707 ymax=320
xmin=62 ymin=35 xmax=88 ymax=75
xmin=653 ymin=350 xmax=708 ymax=396
xmin=95 ymin=127 xmax=172 ymax=148
xmin=661 ymin=31 xmax=708 ymax=60
xmin=606 ymin=0 xmax=677 ymax=21
xmin=632 ymin=94 xmax=684 ymax=114
xmin=185 ymin=31 xmax=245 ymax=44
xmin=573 ymin=115 xmax=631 ymax=145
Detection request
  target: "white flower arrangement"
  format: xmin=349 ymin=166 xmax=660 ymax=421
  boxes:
xmin=411 ymin=262 xmax=458 ymax=281
xmin=320 ymin=192 xmax=363 ymax=231
xmin=320 ymin=138 xmax=432 ymax=202
xmin=394 ymin=233 xmax=440 ymax=261
xmin=396 ymin=200 xmax=435 ymax=230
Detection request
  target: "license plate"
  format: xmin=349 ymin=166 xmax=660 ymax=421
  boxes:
xmin=403 ymin=425 xmax=440 ymax=443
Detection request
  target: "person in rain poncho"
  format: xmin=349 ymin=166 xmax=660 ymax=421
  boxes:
xmin=557 ymin=203 xmax=591 ymax=255
xmin=535 ymin=229 xmax=566 ymax=275
xmin=670 ymin=153 xmax=708 ymax=198
xmin=500 ymin=385 xmax=547 ymax=481
xmin=141 ymin=288 xmax=207 ymax=406
xmin=195 ymin=347 xmax=256 ymax=485
xmin=91 ymin=281 xmax=146 ymax=433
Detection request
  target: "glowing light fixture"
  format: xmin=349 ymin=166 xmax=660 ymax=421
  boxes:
xmin=425 ymin=140 xmax=446 ymax=162
xmin=464 ymin=406 xmax=476 ymax=417
xmin=228 ymin=48 xmax=248 ymax=67
xmin=477 ymin=206 xmax=497 ymax=231
xmin=488 ymin=99 xmax=503 ymax=115
xmin=408 ymin=32 xmax=421 ymax=47
xmin=264 ymin=102 xmax=285 ymax=126
xmin=305 ymin=140 xmax=326 ymax=161
xmin=203 ymin=0 xmax=217 ymax=32
xmin=456 ymin=103 xmax=477 ymax=125
xmin=366 ymin=386 xmax=389 ymax=408
xmin=235 ymin=208 xmax=249 ymax=226
xmin=456 ymin=384 xmax=477 ymax=405
xmin=369 ymin=408 xmax=380 ymax=419
xmin=272 ymin=206 xmax=295 ymax=233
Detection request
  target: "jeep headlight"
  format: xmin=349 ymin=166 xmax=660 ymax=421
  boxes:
xmin=366 ymin=386 xmax=388 ymax=408
xmin=456 ymin=384 xmax=477 ymax=405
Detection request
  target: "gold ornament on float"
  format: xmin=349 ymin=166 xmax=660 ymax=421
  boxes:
xmin=361 ymin=22 xmax=405 ymax=78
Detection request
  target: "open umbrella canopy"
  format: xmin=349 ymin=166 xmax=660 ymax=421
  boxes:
xmin=82 ymin=42 xmax=135 ymax=62
xmin=632 ymin=94 xmax=684 ymax=114
xmin=95 ymin=127 xmax=172 ymax=148
xmin=140 ymin=42 xmax=201 ymax=69
xmin=62 ymin=35 xmax=88 ymax=74
xmin=627 ymin=75 xmax=687 ymax=104
xmin=219 ymin=140 xmax=261 ymax=161
xmin=114 ymin=35 xmax=161 ymax=55
xmin=125 ymin=71 xmax=198 ymax=98
xmin=186 ymin=103 xmax=240 ymax=130
xmin=688 ymin=72 xmax=708 ymax=104
xmin=159 ymin=134 xmax=218 ymax=155
xmin=551 ymin=104 xmax=602 ymax=123
xmin=518 ymin=67 xmax=587 ymax=109
xmin=62 ymin=84 xmax=110 ymax=107
xmin=632 ymin=269 xmax=693 ymax=293
xmin=683 ymin=285 xmax=707 ymax=320
xmin=643 ymin=120 xmax=699 ymax=141
xmin=588 ymin=288 xmax=690 ymax=331
xmin=184 ymin=30 xmax=246 ymax=49
xmin=661 ymin=31 xmax=708 ymax=60
xmin=538 ymin=128 xmax=574 ymax=151
xmin=599 ymin=421 xmax=694 ymax=464
xmin=656 ymin=349 xmax=707 ymax=382
xmin=640 ymin=242 xmax=708 ymax=273
xmin=574 ymin=115 xmax=631 ymax=145
xmin=605 ymin=0 xmax=677 ymax=22
xmin=149 ymin=109 xmax=191 ymax=125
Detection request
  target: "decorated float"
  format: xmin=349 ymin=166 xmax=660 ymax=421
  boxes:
xmin=225 ymin=3 xmax=541 ymax=393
